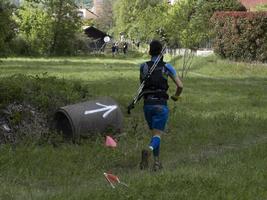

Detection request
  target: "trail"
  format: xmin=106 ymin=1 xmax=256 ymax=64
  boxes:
xmin=166 ymin=133 xmax=267 ymax=170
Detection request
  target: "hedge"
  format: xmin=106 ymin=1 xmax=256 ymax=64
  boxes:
xmin=211 ymin=11 xmax=267 ymax=62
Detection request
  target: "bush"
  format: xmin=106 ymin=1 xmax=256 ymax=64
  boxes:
xmin=72 ymin=33 xmax=94 ymax=55
xmin=211 ymin=11 xmax=267 ymax=62
xmin=0 ymin=0 xmax=17 ymax=57
xmin=0 ymin=74 xmax=90 ymax=118
xmin=9 ymin=35 xmax=33 ymax=56
xmin=0 ymin=74 xmax=91 ymax=144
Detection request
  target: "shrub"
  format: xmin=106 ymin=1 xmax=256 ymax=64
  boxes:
xmin=0 ymin=74 xmax=91 ymax=144
xmin=9 ymin=35 xmax=33 ymax=56
xmin=0 ymin=0 xmax=17 ymax=57
xmin=211 ymin=11 xmax=267 ymax=62
xmin=0 ymin=74 xmax=90 ymax=118
xmin=72 ymin=33 xmax=94 ymax=55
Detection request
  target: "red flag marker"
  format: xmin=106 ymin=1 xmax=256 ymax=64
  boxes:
xmin=105 ymin=136 xmax=117 ymax=148
xmin=104 ymin=172 xmax=128 ymax=188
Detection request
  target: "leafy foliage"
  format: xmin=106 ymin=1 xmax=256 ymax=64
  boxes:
xmin=113 ymin=0 xmax=138 ymax=37
xmin=113 ymin=0 xmax=246 ymax=78
xmin=255 ymin=3 xmax=267 ymax=11
xmin=0 ymin=74 xmax=90 ymax=117
xmin=113 ymin=0 xmax=166 ymax=41
xmin=15 ymin=1 xmax=53 ymax=55
xmin=211 ymin=11 xmax=267 ymax=62
xmin=134 ymin=2 xmax=169 ymax=42
xmin=165 ymin=0 xmax=246 ymax=48
xmin=48 ymin=0 xmax=82 ymax=55
xmin=0 ymin=0 xmax=17 ymax=56
xmin=15 ymin=0 xmax=82 ymax=56
xmin=113 ymin=0 xmax=245 ymax=48
xmin=166 ymin=0 xmax=201 ymax=49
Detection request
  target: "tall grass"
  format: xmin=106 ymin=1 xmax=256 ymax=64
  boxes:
xmin=0 ymin=55 xmax=266 ymax=199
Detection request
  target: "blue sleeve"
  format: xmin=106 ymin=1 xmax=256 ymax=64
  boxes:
xmin=140 ymin=63 xmax=145 ymax=82
xmin=165 ymin=63 xmax=177 ymax=77
xmin=140 ymin=63 xmax=144 ymax=73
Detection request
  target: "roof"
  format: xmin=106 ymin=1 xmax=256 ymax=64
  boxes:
xmin=84 ymin=26 xmax=108 ymax=39
xmin=239 ymin=0 xmax=267 ymax=10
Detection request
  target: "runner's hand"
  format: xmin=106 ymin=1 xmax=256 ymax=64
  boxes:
xmin=171 ymin=95 xmax=181 ymax=102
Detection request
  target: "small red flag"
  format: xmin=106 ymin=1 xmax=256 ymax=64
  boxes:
xmin=105 ymin=136 xmax=117 ymax=148
xmin=104 ymin=172 xmax=128 ymax=188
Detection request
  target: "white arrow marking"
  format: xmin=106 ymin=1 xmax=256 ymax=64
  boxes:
xmin=84 ymin=102 xmax=118 ymax=118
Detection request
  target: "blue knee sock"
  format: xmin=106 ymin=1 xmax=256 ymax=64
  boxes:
xmin=149 ymin=136 xmax=161 ymax=153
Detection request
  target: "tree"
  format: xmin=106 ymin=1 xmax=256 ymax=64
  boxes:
xmin=0 ymin=0 xmax=16 ymax=56
xmin=113 ymin=0 xmax=165 ymax=41
xmin=132 ymin=2 xmax=168 ymax=42
xmin=164 ymin=0 xmax=246 ymax=78
xmin=255 ymin=4 xmax=267 ymax=11
xmin=165 ymin=0 xmax=202 ymax=78
xmin=48 ymin=0 xmax=82 ymax=55
xmin=16 ymin=0 xmax=82 ymax=56
xmin=195 ymin=0 xmax=246 ymax=45
xmin=113 ymin=0 xmax=137 ymax=38
xmin=16 ymin=0 xmax=53 ymax=55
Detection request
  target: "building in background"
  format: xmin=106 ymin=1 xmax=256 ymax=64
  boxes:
xmin=83 ymin=26 xmax=110 ymax=51
xmin=78 ymin=8 xmax=98 ymax=19
xmin=78 ymin=0 xmax=105 ymax=20
xmin=92 ymin=0 xmax=104 ymax=16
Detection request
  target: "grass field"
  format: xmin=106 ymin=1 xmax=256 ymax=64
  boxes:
xmin=0 ymin=54 xmax=267 ymax=199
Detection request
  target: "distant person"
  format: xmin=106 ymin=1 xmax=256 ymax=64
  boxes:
xmin=115 ymin=42 xmax=119 ymax=54
xmin=111 ymin=43 xmax=116 ymax=57
xmin=139 ymin=40 xmax=183 ymax=171
xmin=123 ymin=42 xmax=128 ymax=54
xmin=136 ymin=41 xmax=140 ymax=48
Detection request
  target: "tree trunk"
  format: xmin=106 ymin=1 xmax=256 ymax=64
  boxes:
xmin=50 ymin=0 xmax=64 ymax=55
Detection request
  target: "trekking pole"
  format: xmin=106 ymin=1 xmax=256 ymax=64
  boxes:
xmin=127 ymin=45 xmax=167 ymax=114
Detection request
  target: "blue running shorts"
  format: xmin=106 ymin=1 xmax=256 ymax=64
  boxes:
xmin=143 ymin=105 xmax=169 ymax=131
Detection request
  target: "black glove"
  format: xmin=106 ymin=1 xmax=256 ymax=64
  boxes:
xmin=171 ymin=95 xmax=181 ymax=102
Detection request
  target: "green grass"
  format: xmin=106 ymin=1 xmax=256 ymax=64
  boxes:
xmin=0 ymin=54 xmax=266 ymax=199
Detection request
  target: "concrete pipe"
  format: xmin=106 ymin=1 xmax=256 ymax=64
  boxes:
xmin=54 ymin=97 xmax=123 ymax=138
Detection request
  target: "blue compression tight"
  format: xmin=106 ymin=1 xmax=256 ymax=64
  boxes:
xmin=149 ymin=136 xmax=161 ymax=157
